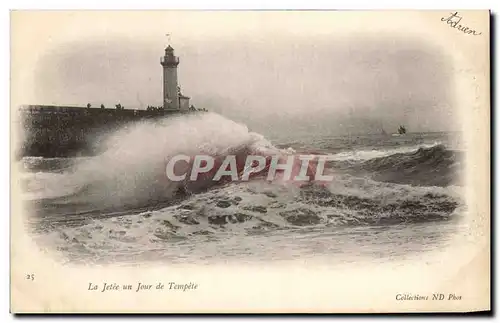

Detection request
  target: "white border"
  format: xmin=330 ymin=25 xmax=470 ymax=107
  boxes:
xmin=3 ymin=0 xmax=499 ymax=10
xmin=3 ymin=1 xmax=497 ymax=322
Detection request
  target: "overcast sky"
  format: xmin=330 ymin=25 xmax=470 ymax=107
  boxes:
xmin=33 ymin=34 xmax=456 ymax=136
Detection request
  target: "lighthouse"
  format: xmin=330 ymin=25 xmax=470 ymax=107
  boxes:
xmin=160 ymin=45 xmax=180 ymax=110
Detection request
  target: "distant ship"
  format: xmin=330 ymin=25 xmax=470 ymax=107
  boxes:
xmin=392 ymin=125 xmax=407 ymax=136
xmin=378 ymin=121 xmax=388 ymax=136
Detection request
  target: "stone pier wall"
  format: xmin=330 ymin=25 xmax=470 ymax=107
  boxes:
xmin=15 ymin=105 xmax=186 ymax=158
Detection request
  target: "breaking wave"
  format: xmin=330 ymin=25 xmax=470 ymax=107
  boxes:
xmin=349 ymin=144 xmax=463 ymax=187
xmin=19 ymin=113 xmax=464 ymax=262
xmin=328 ymin=143 xmax=443 ymax=162
xmin=39 ymin=176 xmax=464 ymax=262
xmin=21 ymin=113 xmax=284 ymax=209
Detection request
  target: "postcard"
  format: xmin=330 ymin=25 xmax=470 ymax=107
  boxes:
xmin=10 ymin=10 xmax=490 ymax=313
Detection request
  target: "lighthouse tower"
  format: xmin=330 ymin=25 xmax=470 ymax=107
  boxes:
xmin=160 ymin=45 xmax=180 ymax=110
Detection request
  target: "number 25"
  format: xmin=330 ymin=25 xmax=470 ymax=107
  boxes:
xmin=26 ymin=274 xmax=35 ymax=281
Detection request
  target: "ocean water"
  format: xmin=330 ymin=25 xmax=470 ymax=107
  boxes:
xmin=19 ymin=113 xmax=466 ymax=266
